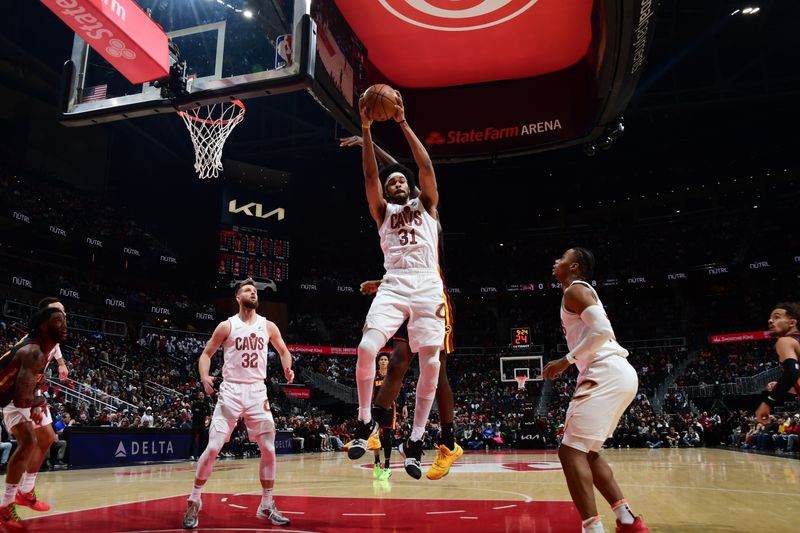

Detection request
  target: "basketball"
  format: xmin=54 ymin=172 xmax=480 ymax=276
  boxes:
xmin=362 ymin=84 xmax=398 ymax=122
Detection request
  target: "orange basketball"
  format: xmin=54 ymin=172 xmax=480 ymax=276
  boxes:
xmin=362 ymin=84 xmax=398 ymax=122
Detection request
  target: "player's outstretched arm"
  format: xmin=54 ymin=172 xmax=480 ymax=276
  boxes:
xmin=13 ymin=345 xmax=47 ymax=409
xmin=393 ymin=91 xmax=438 ymax=214
xmin=756 ymin=337 xmax=800 ymax=423
xmin=198 ymin=320 xmax=231 ymax=395
xmin=360 ymin=96 xmax=387 ymax=226
xmin=340 ymin=136 xmax=399 ymax=167
xmin=268 ymin=322 xmax=295 ymax=384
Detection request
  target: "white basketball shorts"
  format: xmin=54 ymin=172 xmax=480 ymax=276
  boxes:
xmin=210 ymin=381 xmax=274 ymax=440
xmin=364 ymin=269 xmax=446 ymax=353
xmin=562 ymin=356 xmax=638 ymax=453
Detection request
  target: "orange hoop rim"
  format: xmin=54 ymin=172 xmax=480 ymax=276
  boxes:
xmin=514 ymin=375 xmax=528 ymax=389
xmin=177 ymin=99 xmax=246 ymax=126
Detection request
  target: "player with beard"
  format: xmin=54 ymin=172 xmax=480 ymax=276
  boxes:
xmin=347 ymin=91 xmax=447 ymax=480
xmin=0 ymin=306 xmax=67 ymax=531
xmin=342 ymin=135 xmax=460 ymax=481
xmin=543 ymin=248 xmax=649 ymax=533
xmin=9 ymin=297 xmax=70 ymax=514
xmin=182 ymin=279 xmax=295 ymax=529
xmin=755 ymin=302 xmax=800 ymax=425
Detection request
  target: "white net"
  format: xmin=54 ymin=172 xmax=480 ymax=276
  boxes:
xmin=515 ymin=375 xmax=528 ymax=390
xmin=178 ymin=100 xmax=245 ymax=179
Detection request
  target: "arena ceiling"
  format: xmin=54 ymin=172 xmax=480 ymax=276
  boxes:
xmin=333 ymin=0 xmax=594 ymax=88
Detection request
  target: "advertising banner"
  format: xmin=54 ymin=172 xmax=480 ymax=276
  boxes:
xmin=66 ymin=428 xmax=191 ymax=468
xmin=709 ymin=331 xmax=772 ymax=344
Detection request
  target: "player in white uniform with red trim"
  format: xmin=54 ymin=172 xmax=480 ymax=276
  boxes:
xmin=182 ymin=279 xmax=295 ymax=530
xmin=2 ymin=297 xmax=70 ymax=514
xmin=347 ymin=90 xmax=446 ymax=479
xmin=544 ymin=248 xmax=649 ymax=533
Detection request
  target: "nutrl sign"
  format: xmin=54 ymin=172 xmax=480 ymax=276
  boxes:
xmin=40 ymin=0 xmax=168 ymax=84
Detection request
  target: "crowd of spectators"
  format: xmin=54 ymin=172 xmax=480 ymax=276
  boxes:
xmin=675 ymin=342 xmax=778 ymax=388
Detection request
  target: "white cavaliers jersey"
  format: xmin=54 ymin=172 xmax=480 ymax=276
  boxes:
xmin=379 ymin=199 xmax=440 ymax=271
xmin=560 ymin=280 xmax=629 ymax=375
xmin=222 ymin=314 xmax=270 ymax=383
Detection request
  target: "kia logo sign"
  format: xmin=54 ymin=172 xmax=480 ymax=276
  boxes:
xmin=379 ymin=0 xmax=539 ymax=31
xmin=228 ymin=200 xmax=285 ymax=221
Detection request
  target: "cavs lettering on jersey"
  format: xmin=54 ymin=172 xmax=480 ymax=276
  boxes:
xmin=0 ymin=339 xmax=44 ymax=407
xmin=222 ymin=315 xmax=270 ymax=383
xmin=379 ymin=199 xmax=440 ymax=271
xmin=560 ymin=280 xmax=629 ymax=376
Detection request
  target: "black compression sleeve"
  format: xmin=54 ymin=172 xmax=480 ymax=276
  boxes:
xmin=763 ymin=358 xmax=800 ymax=407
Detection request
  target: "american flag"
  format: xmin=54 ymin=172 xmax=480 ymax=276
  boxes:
xmin=80 ymin=84 xmax=107 ymax=103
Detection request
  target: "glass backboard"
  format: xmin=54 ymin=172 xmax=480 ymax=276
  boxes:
xmin=60 ymin=0 xmax=315 ymax=125
xmin=500 ymin=356 xmax=544 ymax=383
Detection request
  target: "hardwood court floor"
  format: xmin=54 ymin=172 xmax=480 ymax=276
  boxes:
xmin=12 ymin=448 xmax=799 ymax=532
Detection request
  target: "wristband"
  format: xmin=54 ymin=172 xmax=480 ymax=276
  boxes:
xmin=398 ymin=120 xmax=406 ymax=124
xmin=565 ymin=353 xmax=576 ymax=365
xmin=362 ymin=124 xmax=370 ymax=129
xmin=761 ymin=390 xmax=776 ymax=409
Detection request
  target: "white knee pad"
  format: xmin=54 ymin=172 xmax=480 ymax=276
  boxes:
xmin=256 ymin=432 xmax=277 ymax=481
xmin=416 ymin=347 xmax=441 ymax=400
xmin=356 ymin=329 xmax=386 ymax=380
xmin=196 ymin=425 xmax=231 ymax=480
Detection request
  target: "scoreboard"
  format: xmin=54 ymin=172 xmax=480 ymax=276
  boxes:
xmin=218 ymin=229 xmax=289 ymax=282
xmin=511 ymin=327 xmax=531 ymax=351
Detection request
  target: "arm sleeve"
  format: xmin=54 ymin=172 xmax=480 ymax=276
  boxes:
xmin=565 ymin=305 xmax=615 ymax=364
xmin=763 ymin=358 xmax=800 ymax=408
xmin=53 ymin=344 xmax=63 ymax=361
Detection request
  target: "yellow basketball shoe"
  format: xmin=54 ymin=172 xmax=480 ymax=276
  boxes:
xmin=425 ymin=443 xmax=463 ymax=480
xmin=367 ymin=434 xmax=382 ymax=451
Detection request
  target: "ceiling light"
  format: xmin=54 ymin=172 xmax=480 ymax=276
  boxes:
xmin=243 ymin=9 xmax=253 ymax=18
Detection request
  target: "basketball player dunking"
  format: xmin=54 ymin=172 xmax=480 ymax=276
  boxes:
xmin=543 ymin=248 xmax=649 ymax=533
xmin=755 ymin=303 xmax=800 ymax=425
xmin=347 ymin=91 xmax=447 ymax=480
xmin=0 ymin=307 xmax=67 ymax=531
xmin=182 ymin=279 xmax=295 ymax=529
xmin=342 ymin=134 xmax=461 ymax=481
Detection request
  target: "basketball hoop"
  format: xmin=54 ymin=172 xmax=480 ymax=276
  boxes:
xmin=515 ymin=375 xmax=528 ymax=390
xmin=178 ymin=99 xmax=245 ymax=179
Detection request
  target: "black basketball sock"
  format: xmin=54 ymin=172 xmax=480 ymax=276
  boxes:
xmin=372 ymin=406 xmax=392 ymax=428
xmin=441 ymin=423 xmax=455 ymax=450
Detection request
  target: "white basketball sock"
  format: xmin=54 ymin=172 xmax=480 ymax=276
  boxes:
xmin=21 ymin=473 xmax=36 ymax=494
xmin=189 ymin=484 xmax=203 ymax=503
xmin=612 ymin=499 xmax=635 ymax=525
xmin=582 ymin=515 xmax=604 ymax=532
xmin=260 ymin=488 xmax=273 ymax=509
xmin=1 ymin=484 xmax=17 ymax=507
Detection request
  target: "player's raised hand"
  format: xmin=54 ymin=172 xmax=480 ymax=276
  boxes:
xmin=201 ymin=375 xmax=216 ymax=395
xmin=542 ymin=357 xmax=571 ymax=380
xmin=339 ymin=136 xmax=364 ymax=148
xmin=359 ymin=280 xmax=381 ymax=295
xmin=393 ymin=90 xmax=405 ymax=123
xmin=359 ymin=95 xmax=372 ymax=127
xmin=284 ymin=367 xmax=295 ymax=384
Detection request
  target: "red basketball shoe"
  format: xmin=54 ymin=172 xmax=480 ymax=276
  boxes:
xmin=616 ymin=516 xmax=651 ymax=532
xmin=16 ymin=488 xmax=51 ymax=511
